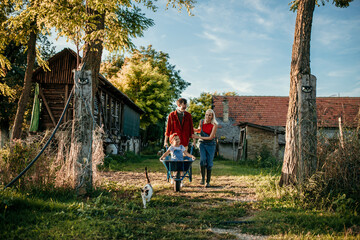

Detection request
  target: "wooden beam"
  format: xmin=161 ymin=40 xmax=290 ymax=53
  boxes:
xmin=39 ymin=87 xmax=56 ymax=127
xmin=64 ymin=84 xmax=69 ymax=122
xmin=108 ymin=97 xmax=112 ymax=132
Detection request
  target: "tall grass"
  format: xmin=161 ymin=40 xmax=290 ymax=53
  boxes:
xmin=0 ymin=126 xmax=104 ymax=191
xmin=300 ymin=129 xmax=360 ymax=213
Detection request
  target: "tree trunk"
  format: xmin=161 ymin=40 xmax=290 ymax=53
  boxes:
xmin=0 ymin=117 xmax=10 ymax=148
xmin=279 ymin=0 xmax=317 ymax=186
xmin=82 ymin=7 xmax=105 ymax=97
xmin=11 ymin=30 xmax=37 ymax=140
xmin=71 ymin=7 xmax=104 ymax=195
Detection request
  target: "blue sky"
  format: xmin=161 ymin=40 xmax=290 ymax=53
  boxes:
xmin=55 ymin=0 xmax=360 ymax=99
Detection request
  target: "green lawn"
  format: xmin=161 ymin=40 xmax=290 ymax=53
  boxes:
xmin=1 ymin=155 xmax=359 ymax=239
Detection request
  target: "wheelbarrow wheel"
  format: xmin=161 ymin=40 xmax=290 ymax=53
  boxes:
xmin=174 ymin=171 xmax=181 ymax=192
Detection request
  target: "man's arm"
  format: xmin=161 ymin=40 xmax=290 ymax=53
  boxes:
xmin=164 ymin=135 xmax=169 ymax=147
xmin=164 ymin=113 xmax=172 ymax=147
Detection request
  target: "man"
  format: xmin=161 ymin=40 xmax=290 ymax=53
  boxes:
xmin=164 ymin=98 xmax=195 ymax=150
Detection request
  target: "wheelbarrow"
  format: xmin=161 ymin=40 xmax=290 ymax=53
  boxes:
xmin=160 ymin=146 xmax=194 ymax=192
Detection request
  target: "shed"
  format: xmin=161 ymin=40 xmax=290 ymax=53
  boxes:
xmin=32 ymin=48 xmax=144 ymax=154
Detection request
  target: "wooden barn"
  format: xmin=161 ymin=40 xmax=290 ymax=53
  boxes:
xmin=32 ymin=48 xmax=144 ymax=154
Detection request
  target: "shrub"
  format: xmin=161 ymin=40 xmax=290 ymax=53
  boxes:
xmin=301 ymin=129 xmax=360 ymax=213
xmin=256 ymin=145 xmax=281 ymax=168
xmin=141 ymin=141 xmax=161 ymax=155
xmin=0 ymin=138 xmax=55 ymax=190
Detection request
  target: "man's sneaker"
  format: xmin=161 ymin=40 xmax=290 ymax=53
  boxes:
xmin=205 ymin=183 xmax=210 ymax=188
xmin=200 ymin=180 xmax=205 ymax=185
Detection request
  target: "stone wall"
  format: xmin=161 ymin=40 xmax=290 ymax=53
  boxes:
xmin=246 ymin=126 xmax=281 ymax=161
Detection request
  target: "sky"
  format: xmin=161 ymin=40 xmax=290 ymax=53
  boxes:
xmin=54 ymin=0 xmax=360 ymax=99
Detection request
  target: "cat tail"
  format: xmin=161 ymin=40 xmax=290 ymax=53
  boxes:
xmin=145 ymin=167 xmax=151 ymax=184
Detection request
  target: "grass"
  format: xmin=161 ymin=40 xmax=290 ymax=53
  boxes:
xmin=1 ymin=154 xmax=359 ymax=239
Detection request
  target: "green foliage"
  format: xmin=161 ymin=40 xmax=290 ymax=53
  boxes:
xmin=100 ymin=54 xmax=125 ymax=79
xmin=255 ymin=145 xmax=281 ymax=169
xmin=112 ymin=58 xmax=171 ymax=128
xmin=132 ymin=45 xmax=191 ymax=103
xmin=102 ymin=45 xmax=190 ymax=140
xmin=140 ymin=140 xmax=162 ymax=155
xmin=289 ymin=0 xmax=354 ymax=12
xmin=100 ymin=151 xmax=144 ymax=171
xmin=188 ymin=91 xmax=238 ymax=127
xmin=188 ymin=92 xmax=213 ymax=127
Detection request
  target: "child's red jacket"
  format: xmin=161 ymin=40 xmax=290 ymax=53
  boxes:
xmin=165 ymin=111 xmax=194 ymax=146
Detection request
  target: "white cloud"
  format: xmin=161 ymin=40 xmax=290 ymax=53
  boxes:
xmin=201 ymin=31 xmax=230 ymax=52
xmin=222 ymin=77 xmax=254 ymax=94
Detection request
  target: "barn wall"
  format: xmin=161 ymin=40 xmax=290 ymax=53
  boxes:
xmin=122 ymin=105 xmax=140 ymax=137
xmin=38 ymin=83 xmax=73 ymax=130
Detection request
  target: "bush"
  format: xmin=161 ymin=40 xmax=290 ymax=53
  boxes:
xmin=256 ymin=146 xmax=281 ymax=168
xmin=0 ymin=138 xmax=55 ymax=190
xmin=242 ymin=145 xmax=281 ymax=169
xmin=141 ymin=141 xmax=162 ymax=155
xmin=99 ymin=151 xmax=142 ymax=171
xmin=301 ymin=129 xmax=360 ymax=213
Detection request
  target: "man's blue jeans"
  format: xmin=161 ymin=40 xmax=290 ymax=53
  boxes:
xmin=199 ymin=143 xmax=216 ymax=170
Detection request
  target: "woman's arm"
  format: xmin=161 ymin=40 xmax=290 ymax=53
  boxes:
xmin=194 ymin=122 xmax=201 ymax=133
xmin=198 ymin=124 xmax=218 ymax=140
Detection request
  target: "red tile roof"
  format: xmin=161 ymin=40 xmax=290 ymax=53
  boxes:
xmin=213 ymin=96 xmax=360 ymax=128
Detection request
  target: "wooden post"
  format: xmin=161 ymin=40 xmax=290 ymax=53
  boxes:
xmin=108 ymin=97 xmax=112 ymax=132
xmin=338 ymin=117 xmax=344 ymax=149
xmin=298 ymin=74 xmax=317 ymax=184
xmin=72 ymin=68 xmax=93 ymax=195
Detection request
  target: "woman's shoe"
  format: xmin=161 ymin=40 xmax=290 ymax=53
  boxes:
xmin=200 ymin=180 xmax=205 ymax=185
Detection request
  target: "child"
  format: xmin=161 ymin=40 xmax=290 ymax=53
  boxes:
xmin=160 ymin=133 xmax=196 ymax=161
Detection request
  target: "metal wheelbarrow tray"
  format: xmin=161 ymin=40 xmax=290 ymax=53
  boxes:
xmin=160 ymin=158 xmax=194 ymax=192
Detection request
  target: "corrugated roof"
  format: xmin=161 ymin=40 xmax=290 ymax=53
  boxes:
xmin=213 ymin=96 xmax=360 ymax=128
xmin=32 ymin=48 xmax=144 ymax=114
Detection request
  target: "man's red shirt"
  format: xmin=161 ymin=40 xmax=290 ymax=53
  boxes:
xmin=165 ymin=111 xmax=194 ymax=146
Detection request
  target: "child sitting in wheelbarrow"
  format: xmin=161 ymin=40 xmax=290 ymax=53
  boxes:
xmin=159 ymin=133 xmax=196 ymax=161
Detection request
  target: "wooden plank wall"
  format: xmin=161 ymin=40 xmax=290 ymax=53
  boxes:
xmin=39 ymin=83 xmax=73 ymax=130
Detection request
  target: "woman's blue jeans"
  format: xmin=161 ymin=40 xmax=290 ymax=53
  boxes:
xmin=199 ymin=143 xmax=216 ymax=170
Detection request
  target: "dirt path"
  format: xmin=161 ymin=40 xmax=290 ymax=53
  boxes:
xmin=100 ymin=171 xmax=257 ymax=201
xmin=100 ymin=170 xmax=267 ymax=239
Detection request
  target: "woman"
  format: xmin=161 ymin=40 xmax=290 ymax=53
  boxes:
xmin=193 ymin=109 xmax=218 ymax=187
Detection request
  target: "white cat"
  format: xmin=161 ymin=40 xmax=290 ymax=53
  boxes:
xmin=141 ymin=167 xmax=153 ymax=209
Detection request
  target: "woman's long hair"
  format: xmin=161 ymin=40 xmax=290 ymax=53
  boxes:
xmin=205 ymin=109 xmax=218 ymax=125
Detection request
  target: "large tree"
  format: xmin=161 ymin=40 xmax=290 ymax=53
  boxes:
xmin=50 ymin=0 xmax=194 ymax=193
xmin=1 ymin=0 xmax=55 ymax=140
xmin=111 ymin=58 xmax=171 ymax=128
xmin=279 ymin=0 xmax=353 ymax=186
xmin=101 ymin=45 xmax=191 ymax=142
xmin=132 ymin=45 xmax=190 ymax=103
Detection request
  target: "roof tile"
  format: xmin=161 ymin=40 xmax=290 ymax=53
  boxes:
xmin=213 ymin=96 xmax=360 ymax=128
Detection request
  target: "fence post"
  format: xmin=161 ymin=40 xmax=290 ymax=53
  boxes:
xmin=72 ymin=68 xmax=93 ymax=195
